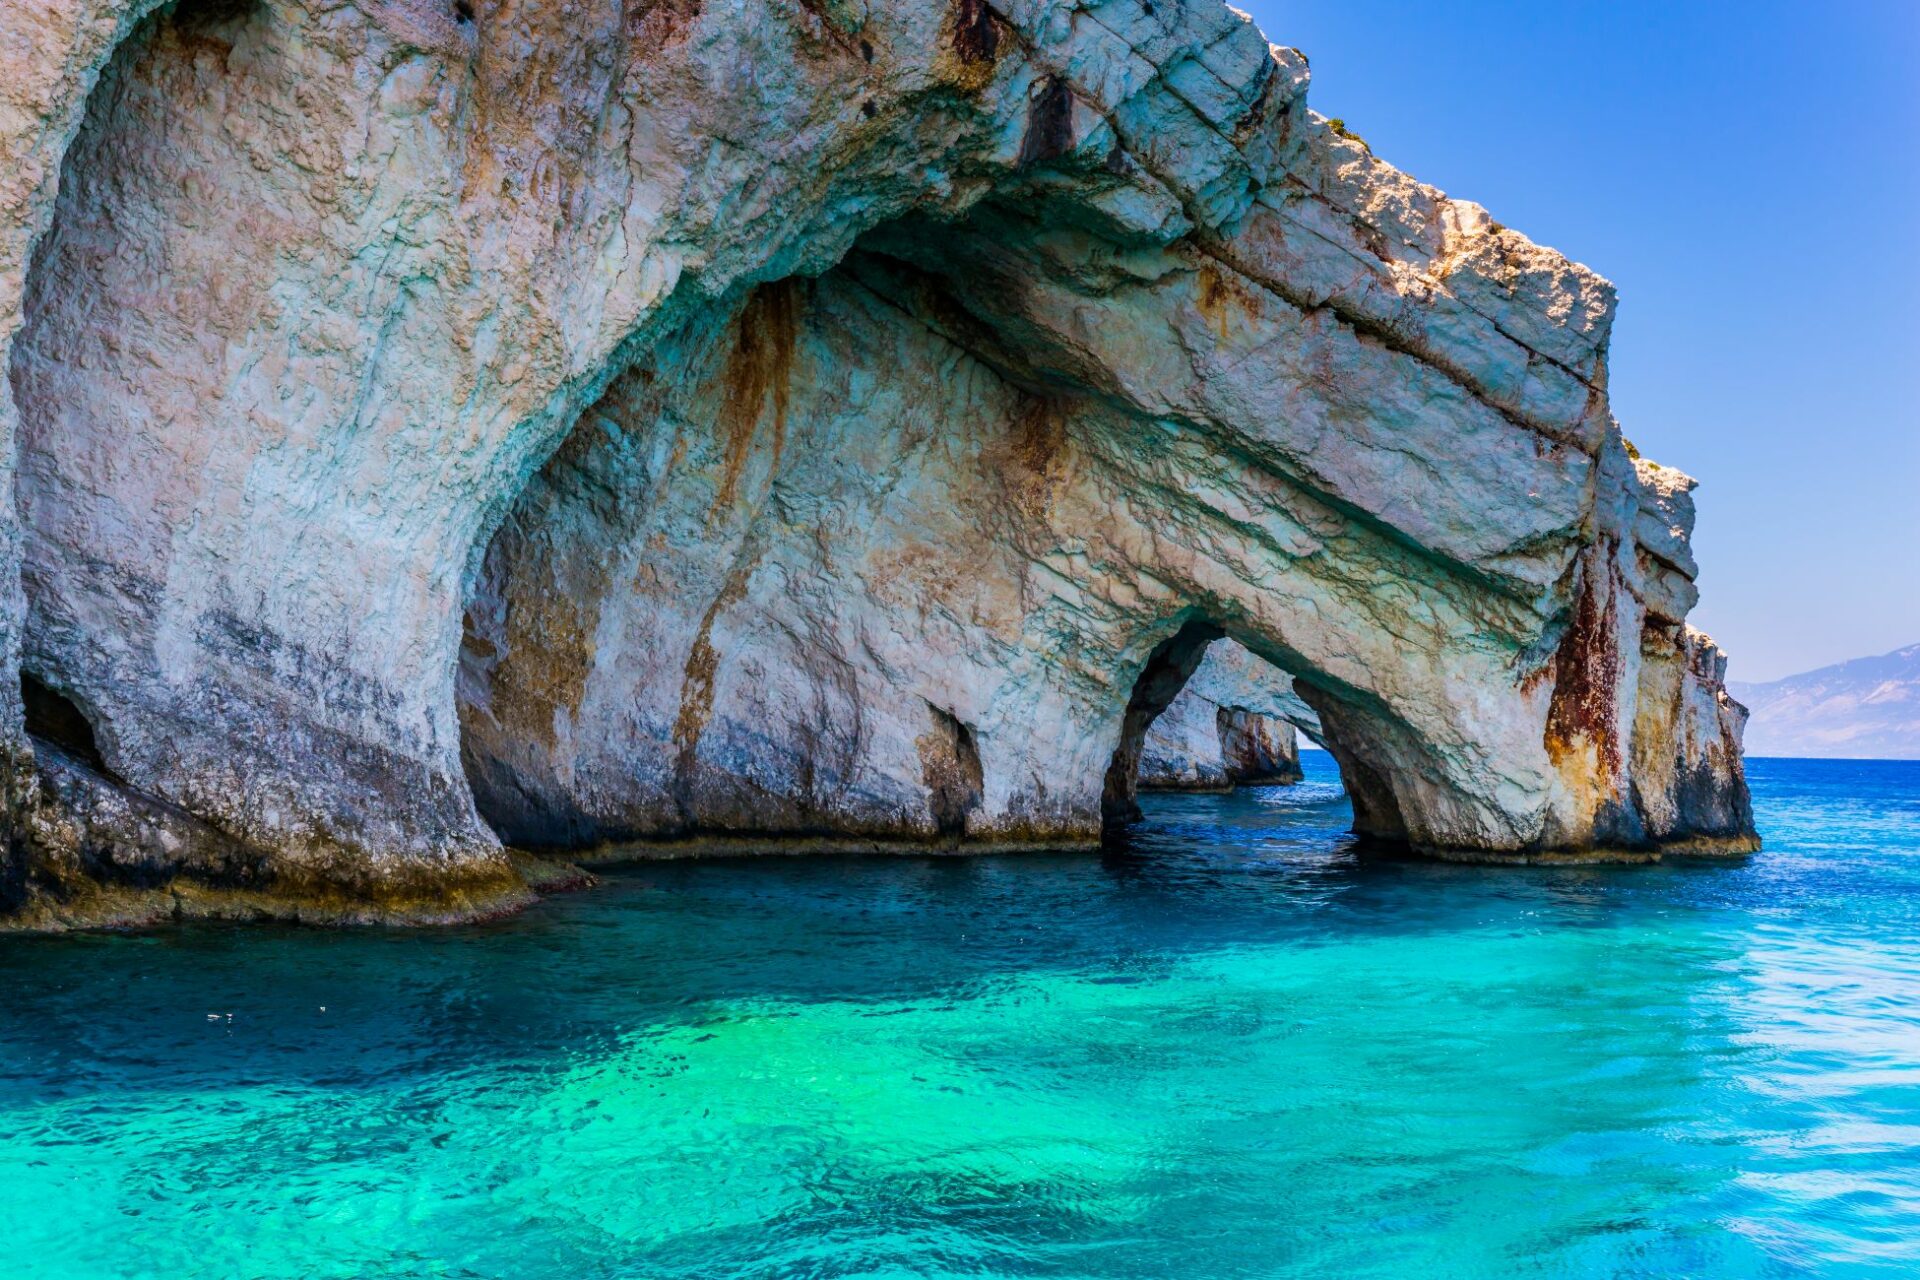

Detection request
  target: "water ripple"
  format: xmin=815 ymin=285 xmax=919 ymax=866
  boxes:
xmin=0 ymin=756 xmax=1916 ymax=1277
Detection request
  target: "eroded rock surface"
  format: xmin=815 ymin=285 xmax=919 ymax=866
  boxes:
xmin=1138 ymin=640 xmax=1311 ymax=790
xmin=0 ymin=0 xmax=1756 ymax=925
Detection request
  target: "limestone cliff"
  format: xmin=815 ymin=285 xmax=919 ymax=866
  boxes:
xmin=1137 ymin=640 xmax=1310 ymax=791
xmin=0 ymin=0 xmax=1756 ymax=925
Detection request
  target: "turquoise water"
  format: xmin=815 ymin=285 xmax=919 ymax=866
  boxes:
xmin=2 ymin=756 xmax=1918 ymax=1278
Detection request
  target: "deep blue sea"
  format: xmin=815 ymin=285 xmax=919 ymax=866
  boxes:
xmin=2 ymin=755 xmax=1916 ymax=1278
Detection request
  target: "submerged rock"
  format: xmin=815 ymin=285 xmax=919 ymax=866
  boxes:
xmin=0 ymin=0 xmax=1756 ymax=925
xmin=1138 ymin=641 xmax=1311 ymax=791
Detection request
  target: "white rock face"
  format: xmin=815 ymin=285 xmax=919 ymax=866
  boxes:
xmin=0 ymin=0 xmax=1756 ymax=923
xmin=1137 ymin=640 xmax=1311 ymax=790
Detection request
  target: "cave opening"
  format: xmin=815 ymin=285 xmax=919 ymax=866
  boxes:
xmin=1132 ymin=636 xmax=1325 ymax=796
xmin=921 ymin=704 xmax=985 ymax=839
xmin=1099 ymin=618 xmax=1224 ymax=829
xmin=453 ymin=188 xmax=1435 ymax=859
xmin=19 ymin=672 xmax=113 ymax=778
xmin=1095 ymin=619 xmax=1362 ymax=844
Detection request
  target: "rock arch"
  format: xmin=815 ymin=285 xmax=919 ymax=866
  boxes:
xmin=0 ymin=0 xmax=1754 ymax=924
xmin=1135 ymin=639 xmax=1315 ymax=794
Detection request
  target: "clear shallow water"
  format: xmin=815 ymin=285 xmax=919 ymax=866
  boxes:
xmin=2 ymin=757 xmax=1918 ymax=1279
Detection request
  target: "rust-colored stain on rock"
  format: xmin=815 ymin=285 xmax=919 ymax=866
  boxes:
xmin=1004 ymin=395 xmax=1068 ymax=520
xmin=949 ymin=0 xmax=998 ymax=65
xmin=1545 ymin=544 xmax=1623 ymax=776
xmin=712 ymin=280 xmax=800 ymax=515
xmin=625 ymin=0 xmax=705 ymax=52
xmin=670 ymin=541 xmax=764 ymax=811
xmin=1194 ymin=261 xmax=1257 ymax=340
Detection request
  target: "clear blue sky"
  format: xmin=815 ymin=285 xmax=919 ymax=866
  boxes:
xmin=1234 ymin=0 xmax=1919 ymax=682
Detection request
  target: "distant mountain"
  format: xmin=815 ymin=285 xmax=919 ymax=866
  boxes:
xmin=1729 ymin=643 xmax=1920 ymax=759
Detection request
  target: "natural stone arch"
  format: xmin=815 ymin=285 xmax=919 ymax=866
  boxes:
xmin=1097 ymin=617 xmax=1225 ymax=827
xmin=0 ymin=0 xmax=1755 ymax=924
xmin=451 ymin=199 xmax=1579 ymax=859
xmin=1134 ymin=639 xmax=1316 ymax=794
xmin=2 ymin=0 xmax=1059 ymax=910
xmin=1096 ymin=620 xmax=1438 ymax=846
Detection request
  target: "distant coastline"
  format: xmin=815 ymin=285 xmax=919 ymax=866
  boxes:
xmin=1730 ymin=643 xmax=1920 ymax=760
